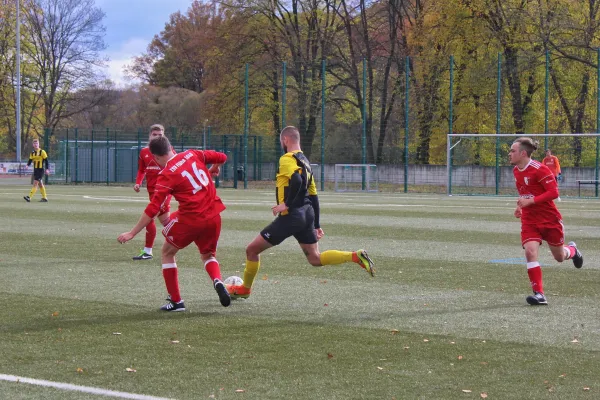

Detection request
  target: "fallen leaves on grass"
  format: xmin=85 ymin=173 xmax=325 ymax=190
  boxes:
xmin=112 ymin=332 xmax=121 ymax=335
xmin=457 ymin=355 xmax=463 ymax=360
xmin=480 ymin=393 xmax=488 ymax=399
xmin=377 ymin=367 xmax=383 ymax=371
xmin=327 ymin=353 xmax=334 ymax=359
xmin=390 ymin=329 xmax=399 ymax=335
xmin=171 ymin=340 xmax=180 ymax=344
xmin=235 ymin=389 xmax=245 ymax=393
xmin=125 ymin=368 xmax=136 ymax=373
xmin=76 ymin=368 xmax=84 ymax=373
xmin=571 ymin=339 xmax=580 ymax=343
xmin=52 ymin=311 xmax=59 ymax=317
xmin=462 ymin=389 xmax=472 ymax=393
xmin=320 ymin=280 xmax=328 ymax=284
xmin=261 ymin=275 xmax=268 ymax=280
xmin=584 ymin=387 xmax=590 ymax=391
xmin=423 ymin=339 xmax=429 ymax=342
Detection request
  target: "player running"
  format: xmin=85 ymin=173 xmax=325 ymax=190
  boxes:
xmin=132 ymin=124 xmax=173 ymax=260
xmin=226 ymin=126 xmax=375 ymax=300
xmin=118 ymin=135 xmax=230 ymax=311
xmin=509 ymin=137 xmax=583 ymax=306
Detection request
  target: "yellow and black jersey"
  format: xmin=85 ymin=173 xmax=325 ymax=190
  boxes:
xmin=276 ymin=150 xmax=317 ymax=215
xmin=27 ymin=149 xmax=48 ymax=169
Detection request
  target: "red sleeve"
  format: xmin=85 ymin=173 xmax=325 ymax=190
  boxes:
xmin=144 ymin=176 xmax=172 ymax=218
xmin=533 ymin=171 xmax=559 ymax=204
xmin=135 ymin=153 xmax=146 ymax=185
xmin=193 ymin=150 xmax=227 ymax=165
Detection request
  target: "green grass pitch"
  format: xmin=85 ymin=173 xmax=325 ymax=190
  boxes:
xmin=1 ymin=184 xmax=599 ymax=399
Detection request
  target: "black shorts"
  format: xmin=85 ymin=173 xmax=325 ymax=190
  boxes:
xmin=33 ymin=168 xmax=45 ymax=182
xmin=260 ymin=205 xmax=317 ymax=245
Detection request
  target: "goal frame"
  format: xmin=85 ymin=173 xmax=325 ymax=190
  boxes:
xmin=334 ymin=163 xmax=378 ymax=192
xmin=446 ymin=133 xmax=600 ymax=196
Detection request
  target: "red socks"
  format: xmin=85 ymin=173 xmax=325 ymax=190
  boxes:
xmin=526 ymin=262 xmax=543 ymax=293
xmin=162 ymin=263 xmax=181 ymax=302
xmin=145 ymin=219 xmax=156 ymax=248
xmin=204 ymin=258 xmax=222 ymax=282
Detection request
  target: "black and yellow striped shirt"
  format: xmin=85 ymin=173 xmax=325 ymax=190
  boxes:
xmin=28 ymin=149 xmax=48 ymax=169
xmin=276 ymin=151 xmax=317 ymax=215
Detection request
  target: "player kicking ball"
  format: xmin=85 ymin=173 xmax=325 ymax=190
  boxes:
xmin=226 ymin=126 xmax=375 ymax=300
xmin=509 ymin=137 xmax=583 ymax=306
xmin=118 ymin=135 xmax=231 ymax=311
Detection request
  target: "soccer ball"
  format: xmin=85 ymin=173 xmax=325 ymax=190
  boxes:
xmin=224 ymin=275 xmax=243 ymax=286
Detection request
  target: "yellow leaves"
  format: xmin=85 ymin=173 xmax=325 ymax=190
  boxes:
xmin=51 ymin=311 xmax=59 ymax=317
xmin=76 ymin=367 xmax=84 ymax=373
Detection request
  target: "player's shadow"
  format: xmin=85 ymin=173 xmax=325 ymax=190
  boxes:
xmin=1 ymin=300 xmax=225 ymax=335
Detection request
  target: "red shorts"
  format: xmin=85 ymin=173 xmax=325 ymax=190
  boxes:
xmin=148 ymin=192 xmax=171 ymax=215
xmin=162 ymin=212 xmax=221 ymax=254
xmin=521 ymin=221 xmax=565 ymax=247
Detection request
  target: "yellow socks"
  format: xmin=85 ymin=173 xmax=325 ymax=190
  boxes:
xmin=243 ymin=259 xmax=260 ymax=288
xmin=28 ymin=187 xmax=37 ymax=197
xmin=320 ymin=250 xmax=354 ymax=266
xmin=40 ymin=186 xmax=47 ymax=199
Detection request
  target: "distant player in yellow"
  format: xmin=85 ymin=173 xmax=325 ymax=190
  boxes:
xmin=24 ymin=139 xmax=50 ymax=203
xmin=226 ymin=126 xmax=375 ymax=299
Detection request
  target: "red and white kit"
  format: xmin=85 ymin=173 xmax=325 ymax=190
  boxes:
xmin=145 ymin=150 xmax=228 ymax=253
xmin=514 ymin=159 xmax=563 ymax=246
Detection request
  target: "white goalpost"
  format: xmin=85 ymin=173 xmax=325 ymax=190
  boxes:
xmin=334 ymin=164 xmax=378 ymax=192
xmin=446 ymin=133 xmax=600 ymax=197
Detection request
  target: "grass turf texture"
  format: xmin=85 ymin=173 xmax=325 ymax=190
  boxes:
xmin=1 ymin=185 xmax=599 ymax=399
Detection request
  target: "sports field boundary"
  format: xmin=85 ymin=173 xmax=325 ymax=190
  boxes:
xmin=0 ymin=374 xmax=174 ymax=400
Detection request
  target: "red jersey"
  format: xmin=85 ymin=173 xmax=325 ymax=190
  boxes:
xmin=135 ymin=147 xmax=163 ymax=193
xmin=144 ymin=150 xmax=227 ymax=225
xmin=514 ymin=159 xmax=561 ymax=225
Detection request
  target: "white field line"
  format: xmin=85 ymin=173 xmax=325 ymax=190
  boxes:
xmin=2 ymin=191 xmax=600 ymax=211
xmin=0 ymin=374 xmax=174 ymax=400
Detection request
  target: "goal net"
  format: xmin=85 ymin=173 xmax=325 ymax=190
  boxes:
xmin=447 ymin=133 xmax=600 ymax=197
xmin=334 ymin=164 xmax=378 ymax=192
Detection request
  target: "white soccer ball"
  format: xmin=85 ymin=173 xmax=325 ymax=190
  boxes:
xmin=224 ymin=276 xmax=243 ymax=286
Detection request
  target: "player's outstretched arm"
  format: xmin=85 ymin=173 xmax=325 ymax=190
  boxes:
xmin=118 ymin=213 xmax=153 ymax=244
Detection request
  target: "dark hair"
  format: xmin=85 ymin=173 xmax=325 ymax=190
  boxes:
xmin=514 ymin=137 xmax=538 ymax=157
xmin=149 ymin=135 xmax=171 ymax=156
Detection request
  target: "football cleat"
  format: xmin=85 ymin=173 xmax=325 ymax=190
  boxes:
xmin=526 ymin=292 xmax=548 ymax=306
xmin=226 ymin=284 xmax=251 ymax=299
xmin=40 ymin=198 xmax=48 ymax=202
xmin=214 ymin=279 xmax=231 ymax=307
xmin=160 ymin=298 xmax=185 ymax=312
xmin=23 ymin=196 xmax=30 ymax=202
xmin=356 ymin=249 xmax=375 ymax=277
xmin=133 ymin=250 xmax=153 ymax=260
xmin=568 ymin=242 xmax=583 ymax=269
